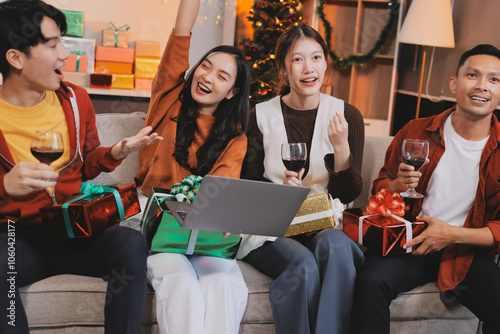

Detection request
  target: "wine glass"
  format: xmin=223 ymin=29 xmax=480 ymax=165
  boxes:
xmin=400 ymin=139 xmax=429 ymax=199
xmin=281 ymin=143 xmax=307 ymax=173
xmin=31 ymin=130 xmax=64 ymax=204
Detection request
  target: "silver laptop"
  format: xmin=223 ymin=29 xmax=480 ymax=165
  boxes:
xmin=164 ymin=175 xmax=310 ymax=237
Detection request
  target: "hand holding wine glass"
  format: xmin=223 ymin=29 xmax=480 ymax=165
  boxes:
xmin=282 ymin=143 xmax=307 ymax=186
xmin=30 ymin=130 xmax=64 ymax=203
xmin=400 ymin=139 xmax=429 ymax=199
xmin=282 ymin=143 xmax=307 ymax=173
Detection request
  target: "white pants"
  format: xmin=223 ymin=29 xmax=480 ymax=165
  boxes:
xmin=147 ymin=252 xmax=248 ymax=334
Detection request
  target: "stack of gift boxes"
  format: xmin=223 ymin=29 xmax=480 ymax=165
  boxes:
xmin=60 ymin=10 xmax=160 ymax=91
xmin=60 ymin=10 xmax=94 ymax=87
xmin=134 ymin=41 xmax=161 ymax=91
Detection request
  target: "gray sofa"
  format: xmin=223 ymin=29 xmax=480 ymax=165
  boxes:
xmin=21 ymin=112 xmax=482 ymax=333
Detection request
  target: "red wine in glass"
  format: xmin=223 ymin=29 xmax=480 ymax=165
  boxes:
xmin=281 ymin=143 xmax=307 ymax=173
xmin=31 ymin=130 xmax=64 ymax=204
xmin=402 ymin=157 xmax=426 ymax=170
xmin=282 ymin=158 xmax=306 ymax=173
xmin=400 ymin=139 xmax=429 ymax=199
xmin=30 ymin=147 xmax=64 ymax=164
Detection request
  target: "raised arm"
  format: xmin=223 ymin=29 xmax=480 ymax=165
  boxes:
xmin=174 ymin=0 xmax=200 ymax=36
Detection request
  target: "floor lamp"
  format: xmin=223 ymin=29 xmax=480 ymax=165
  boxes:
xmin=398 ymin=0 xmax=455 ymax=119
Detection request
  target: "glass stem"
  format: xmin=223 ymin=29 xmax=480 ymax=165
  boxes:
xmin=51 ymin=187 xmax=57 ymax=205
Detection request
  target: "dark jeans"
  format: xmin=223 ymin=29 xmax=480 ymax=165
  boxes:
xmin=245 ymin=229 xmax=363 ymax=334
xmin=351 ymin=250 xmax=500 ymax=334
xmin=1 ymin=225 xmax=149 ymax=334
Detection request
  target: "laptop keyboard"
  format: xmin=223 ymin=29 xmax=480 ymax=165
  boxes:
xmin=176 ymin=211 xmax=188 ymax=221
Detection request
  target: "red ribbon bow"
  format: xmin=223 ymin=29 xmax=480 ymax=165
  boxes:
xmin=366 ymin=189 xmax=406 ymax=218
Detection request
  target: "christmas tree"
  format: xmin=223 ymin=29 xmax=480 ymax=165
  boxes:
xmin=240 ymin=0 xmax=306 ymax=107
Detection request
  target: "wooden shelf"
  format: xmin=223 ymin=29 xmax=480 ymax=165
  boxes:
xmin=317 ymin=0 xmax=403 ymax=135
xmin=327 ymin=0 xmax=394 ymax=5
xmin=85 ymin=87 xmax=151 ymax=98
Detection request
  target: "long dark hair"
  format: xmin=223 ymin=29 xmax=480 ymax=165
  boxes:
xmin=173 ymin=45 xmax=251 ymax=176
xmin=275 ymin=25 xmax=330 ymax=96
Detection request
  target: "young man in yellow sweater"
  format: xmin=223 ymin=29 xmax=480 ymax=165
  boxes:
xmin=0 ymin=1 xmax=161 ymax=333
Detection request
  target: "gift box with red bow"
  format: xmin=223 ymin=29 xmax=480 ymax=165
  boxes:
xmin=343 ymin=189 xmax=427 ymax=256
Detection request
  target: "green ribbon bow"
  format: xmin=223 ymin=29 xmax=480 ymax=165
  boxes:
xmin=107 ymin=22 xmax=130 ymax=47
xmin=170 ymin=175 xmax=203 ymax=202
xmin=70 ymin=50 xmax=86 ymax=72
xmin=62 ymin=182 xmax=125 ymax=238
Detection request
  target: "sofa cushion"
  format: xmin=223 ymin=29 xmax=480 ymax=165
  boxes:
xmin=89 ymin=112 xmax=146 ymax=186
xmin=353 ymin=135 xmax=393 ymax=208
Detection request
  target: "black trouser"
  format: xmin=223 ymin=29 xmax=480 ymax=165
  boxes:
xmin=351 ymin=250 xmax=500 ymax=334
xmin=1 ymin=225 xmax=149 ymax=334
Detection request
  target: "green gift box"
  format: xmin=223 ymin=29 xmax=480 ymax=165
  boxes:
xmin=61 ymin=10 xmax=84 ymax=38
xmin=141 ymin=187 xmax=241 ymax=259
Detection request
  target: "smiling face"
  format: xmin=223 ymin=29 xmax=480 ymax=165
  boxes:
xmin=14 ymin=16 xmax=69 ymax=92
xmin=190 ymin=52 xmax=238 ymax=116
xmin=450 ymin=54 xmax=500 ymax=120
xmin=283 ymin=37 xmax=327 ymax=103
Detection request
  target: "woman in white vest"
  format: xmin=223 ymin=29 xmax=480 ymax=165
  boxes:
xmin=239 ymin=25 xmax=365 ymax=334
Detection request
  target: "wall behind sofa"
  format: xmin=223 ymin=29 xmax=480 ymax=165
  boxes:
xmin=43 ymin=0 xmax=236 ymax=72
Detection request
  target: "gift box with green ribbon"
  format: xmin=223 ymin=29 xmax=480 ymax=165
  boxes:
xmin=60 ymin=37 xmax=96 ymax=73
xmin=62 ymin=51 xmax=87 ymax=73
xmin=40 ymin=183 xmax=140 ymax=238
xmin=102 ymin=22 xmax=130 ymax=48
xmin=61 ymin=10 xmax=84 ymax=38
xmin=141 ymin=176 xmax=241 ymax=259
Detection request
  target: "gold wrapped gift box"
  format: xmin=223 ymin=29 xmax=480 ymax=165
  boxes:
xmin=284 ymin=193 xmax=337 ymax=237
xmin=112 ymin=74 xmax=135 ymax=90
xmin=135 ymin=57 xmax=161 ymax=79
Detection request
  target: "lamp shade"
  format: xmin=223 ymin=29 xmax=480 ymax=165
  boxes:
xmin=398 ymin=0 xmax=455 ymax=48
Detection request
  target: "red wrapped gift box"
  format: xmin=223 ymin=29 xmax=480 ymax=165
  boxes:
xmin=343 ymin=208 xmax=427 ymax=256
xmin=343 ymin=189 xmax=427 ymax=256
xmin=90 ymin=73 xmax=112 ymax=89
xmin=40 ymin=183 xmax=140 ymax=238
